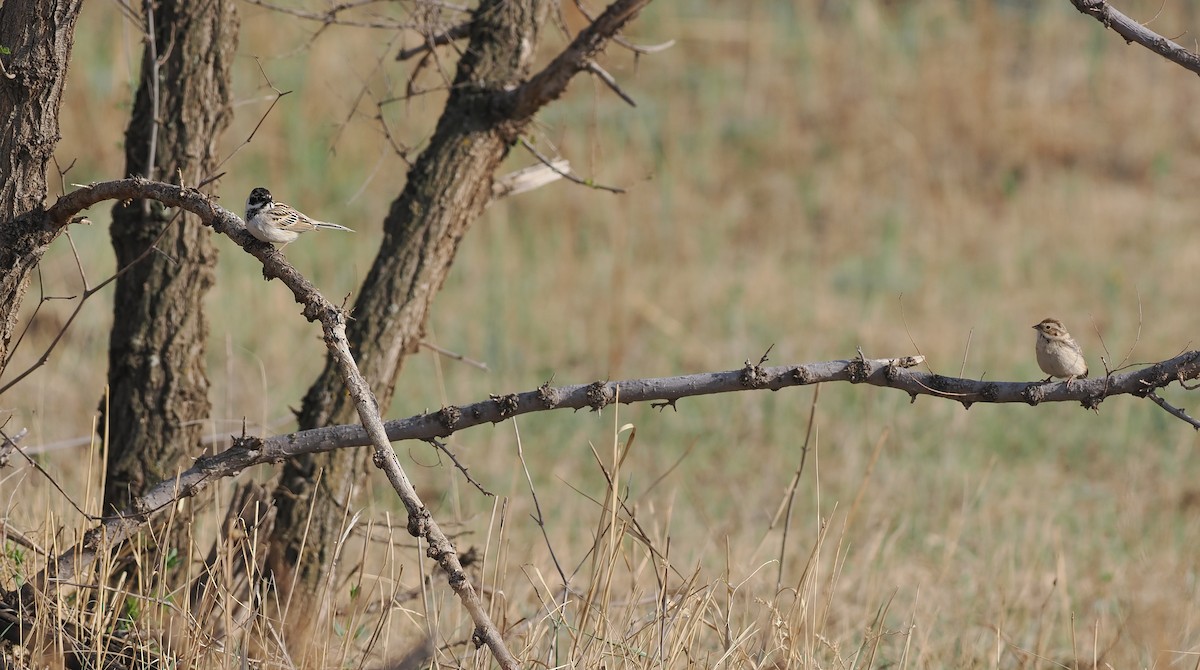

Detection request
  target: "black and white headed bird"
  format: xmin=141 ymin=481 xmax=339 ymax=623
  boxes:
xmin=244 ymin=187 xmax=353 ymax=246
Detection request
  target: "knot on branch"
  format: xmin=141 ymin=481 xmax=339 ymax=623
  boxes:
xmin=981 ymin=383 xmax=1000 ymax=402
xmin=82 ymin=528 xmax=107 ymax=552
xmin=1135 ymin=363 xmax=1170 ymax=397
xmin=448 ymin=569 xmax=468 ymax=591
xmin=846 ymin=356 xmax=870 ymax=384
xmin=406 ymin=507 xmax=431 ymax=538
xmin=587 ymin=381 xmax=614 ymax=411
xmin=436 ymin=405 xmax=462 ymax=430
xmin=129 ymin=499 xmax=153 ymax=519
xmin=793 ymin=366 xmax=814 ymax=384
xmin=538 ymin=381 xmax=562 ymax=408
xmin=740 ymin=360 xmax=768 ymax=388
xmin=489 ymin=393 xmax=519 ymax=418
xmin=1022 ymin=383 xmax=1046 ymax=406
xmin=427 ymin=540 xmax=451 ymax=562
xmin=1081 ymin=392 xmax=1104 ymax=411
xmin=230 ymin=434 xmax=263 ymax=452
xmin=884 ymin=361 xmax=904 ymax=385
xmin=471 ymin=626 xmax=487 ymax=649
xmin=301 ymin=302 xmax=323 ymax=322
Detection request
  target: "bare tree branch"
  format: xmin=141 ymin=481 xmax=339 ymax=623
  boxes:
xmin=1147 ymin=390 xmax=1200 ymax=430
xmin=18 ymin=344 xmax=1200 ymax=599
xmin=1068 ymin=0 xmax=1200 ymax=76
xmin=517 ymin=137 xmax=624 ymax=194
xmin=570 ymin=0 xmax=673 ymax=55
xmin=29 ymin=176 xmax=520 ymax=670
xmin=509 ymin=0 xmax=654 ymax=118
xmin=584 ymin=59 xmax=637 ymax=106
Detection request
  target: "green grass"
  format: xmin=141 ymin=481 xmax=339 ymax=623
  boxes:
xmin=5 ymin=0 xmax=1200 ymax=667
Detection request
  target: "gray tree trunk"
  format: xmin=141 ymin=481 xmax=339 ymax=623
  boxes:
xmin=102 ymin=0 xmax=238 ymax=513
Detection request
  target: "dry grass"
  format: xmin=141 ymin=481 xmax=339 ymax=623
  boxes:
xmin=5 ymin=0 xmax=1200 ymax=667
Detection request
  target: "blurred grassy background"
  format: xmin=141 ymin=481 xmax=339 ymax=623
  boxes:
xmin=6 ymin=0 xmax=1200 ymax=665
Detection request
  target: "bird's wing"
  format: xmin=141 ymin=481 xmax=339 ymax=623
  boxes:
xmin=1068 ymin=339 xmax=1085 ymax=357
xmin=265 ymin=203 xmax=322 ymax=233
xmin=266 ymin=202 xmax=352 ymax=232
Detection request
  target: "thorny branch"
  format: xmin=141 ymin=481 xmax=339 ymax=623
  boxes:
xmin=23 ymin=176 xmax=520 ymax=670
xmin=1068 ymin=0 xmax=1200 ymax=76
xmin=9 ymin=270 xmax=1200 ymax=587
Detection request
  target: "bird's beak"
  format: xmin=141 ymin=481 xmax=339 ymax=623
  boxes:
xmin=1031 ymin=324 xmax=1039 ymax=330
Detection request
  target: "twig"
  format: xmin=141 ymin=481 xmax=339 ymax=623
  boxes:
xmin=0 ymin=518 xmax=45 ymax=556
xmin=519 ymin=137 xmax=624 ymax=194
xmin=0 ymin=208 xmax=184 ymax=394
xmin=510 ymin=0 xmax=656 ymax=119
xmin=1146 ymin=391 xmax=1200 ymax=430
xmin=419 ymin=340 xmax=488 ymax=371
xmin=572 ymin=0 xmax=674 ymax=55
xmin=424 ymin=437 xmax=491 ymax=495
xmin=585 ymin=60 xmax=637 ymax=106
xmin=204 ymin=59 xmax=293 ymax=181
xmin=0 ymin=428 xmax=94 ymax=520
xmin=329 ymin=32 xmax=401 ymax=155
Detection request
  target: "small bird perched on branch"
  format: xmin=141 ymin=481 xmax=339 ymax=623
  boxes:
xmin=244 ymin=187 xmax=353 ymax=247
xmin=1033 ymin=317 xmax=1088 ymax=384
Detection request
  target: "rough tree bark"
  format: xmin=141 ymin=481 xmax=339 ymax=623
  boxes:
xmin=0 ymin=0 xmax=84 ymax=372
xmin=266 ymin=0 xmax=552 ymax=630
xmin=102 ymin=0 xmax=237 ymax=513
